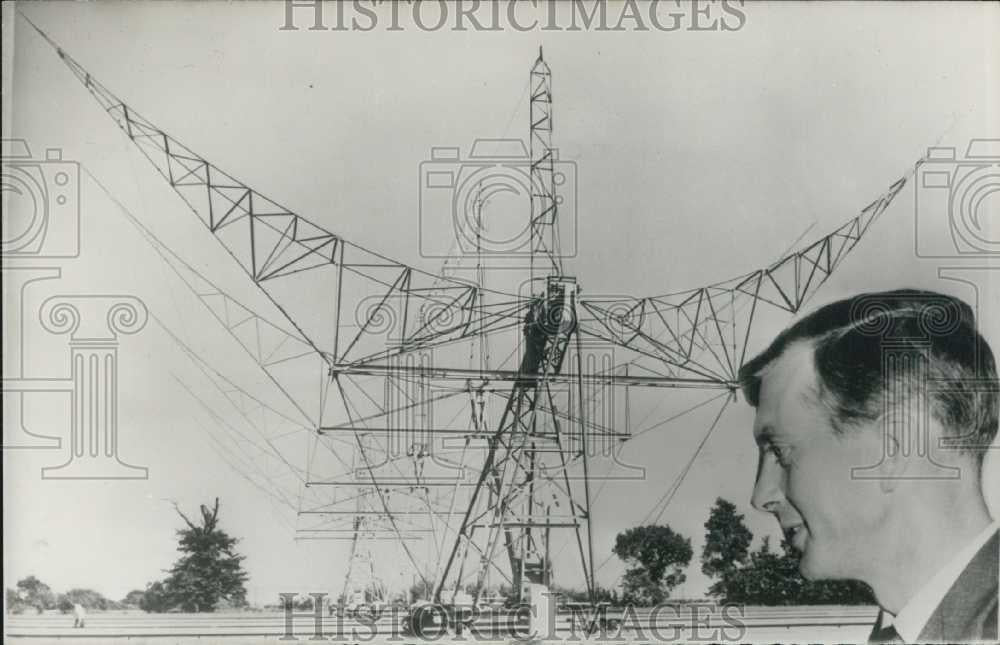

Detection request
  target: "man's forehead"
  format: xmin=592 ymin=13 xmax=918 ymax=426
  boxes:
xmin=759 ymin=341 xmax=816 ymax=394
xmin=753 ymin=341 xmax=818 ymax=431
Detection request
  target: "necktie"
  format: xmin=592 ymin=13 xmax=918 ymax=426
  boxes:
xmin=873 ymin=623 xmax=902 ymax=643
xmin=870 ymin=613 xmax=904 ymax=644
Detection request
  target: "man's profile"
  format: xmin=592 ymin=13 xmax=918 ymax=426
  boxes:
xmin=739 ymin=289 xmax=998 ymax=644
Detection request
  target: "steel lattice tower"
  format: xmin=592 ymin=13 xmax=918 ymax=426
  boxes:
xmin=529 ymin=47 xmax=562 ymax=287
xmin=24 ymin=13 xmax=913 ymax=613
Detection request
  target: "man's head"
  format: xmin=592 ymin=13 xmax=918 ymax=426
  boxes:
xmin=739 ymin=288 xmax=997 ymax=581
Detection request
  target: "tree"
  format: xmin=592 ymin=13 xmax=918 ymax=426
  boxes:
xmin=139 ymin=581 xmax=173 ymax=613
xmin=701 ymin=498 xmax=753 ymax=597
xmin=293 ymin=595 xmax=315 ymax=611
xmin=15 ymin=576 xmax=55 ymax=612
xmin=162 ymin=498 xmax=249 ymax=612
xmin=57 ymin=596 xmax=74 ymax=613
xmin=60 ymin=588 xmax=115 ymax=610
xmin=800 ymin=577 xmax=876 ymax=604
xmin=122 ymin=589 xmax=146 ymax=608
xmin=592 ymin=586 xmax=621 ymax=605
xmin=612 ymin=525 xmax=692 ymax=605
xmin=723 ymin=537 xmax=803 ymax=604
xmin=7 ymin=588 xmax=28 ymax=614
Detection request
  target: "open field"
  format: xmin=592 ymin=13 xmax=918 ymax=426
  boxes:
xmin=5 ymin=605 xmax=879 ymax=643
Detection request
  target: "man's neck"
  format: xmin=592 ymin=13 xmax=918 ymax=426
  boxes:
xmin=868 ymin=494 xmax=991 ymax=614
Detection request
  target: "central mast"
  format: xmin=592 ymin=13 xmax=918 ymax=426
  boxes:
xmin=530 ymin=46 xmax=563 ymax=288
xmin=433 ymin=48 xmax=595 ymax=607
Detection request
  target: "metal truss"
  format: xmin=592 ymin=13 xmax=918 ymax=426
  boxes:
xmin=530 ymin=47 xmax=562 ymax=285
xmin=577 ymin=173 xmax=908 ymax=385
xmin=27 ymin=14 xmax=913 ymax=608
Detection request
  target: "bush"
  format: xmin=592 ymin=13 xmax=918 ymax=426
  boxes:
xmin=14 ymin=576 xmax=55 ymax=612
xmin=62 ymin=588 xmax=115 ymax=610
xmin=121 ymin=589 xmax=146 ymax=608
xmin=139 ymin=581 xmax=174 ymax=613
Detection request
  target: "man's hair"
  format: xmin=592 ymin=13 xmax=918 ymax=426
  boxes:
xmin=739 ymin=288 xmax=998 ymax=463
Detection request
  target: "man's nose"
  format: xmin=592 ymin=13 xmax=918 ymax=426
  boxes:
xmin=751 ymin=457 xmax=784 ymax=513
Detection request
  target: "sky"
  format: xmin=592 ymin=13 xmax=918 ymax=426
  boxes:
xmin=3 ymin=1 xmax=999 ymax=605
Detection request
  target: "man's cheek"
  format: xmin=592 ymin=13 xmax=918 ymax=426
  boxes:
xmin=785 ymin=469 xmax=824 ymax=526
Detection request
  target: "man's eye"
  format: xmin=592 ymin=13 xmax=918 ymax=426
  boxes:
xmin=769 ymin=444 xmax=789 ymax=465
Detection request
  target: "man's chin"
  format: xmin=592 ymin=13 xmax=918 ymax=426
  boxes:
xmin=797 ymin=547 xmax=825 ymax=581
xmin=799 ymin=547 xmax=848 ymax=582
xmin=798 ymin=560 xmax=820 ymax=581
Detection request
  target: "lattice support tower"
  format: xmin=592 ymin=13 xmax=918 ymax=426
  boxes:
xmin=530 ymin=47 xmax=562 ymax=288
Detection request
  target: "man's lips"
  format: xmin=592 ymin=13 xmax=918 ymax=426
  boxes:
xmin=782 ymin=523 xmax=806 ymax=541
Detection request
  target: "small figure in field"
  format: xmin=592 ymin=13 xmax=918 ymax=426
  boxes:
xmin=73 ymin=603 xmax=86 ymax=628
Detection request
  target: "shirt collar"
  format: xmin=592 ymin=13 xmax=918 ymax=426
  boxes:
xmin=885 ymin=520 xmax=999 ymax=643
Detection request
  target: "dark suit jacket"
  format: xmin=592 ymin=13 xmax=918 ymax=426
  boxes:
xmin=869 ymin=531 xmax=998 ymax=644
